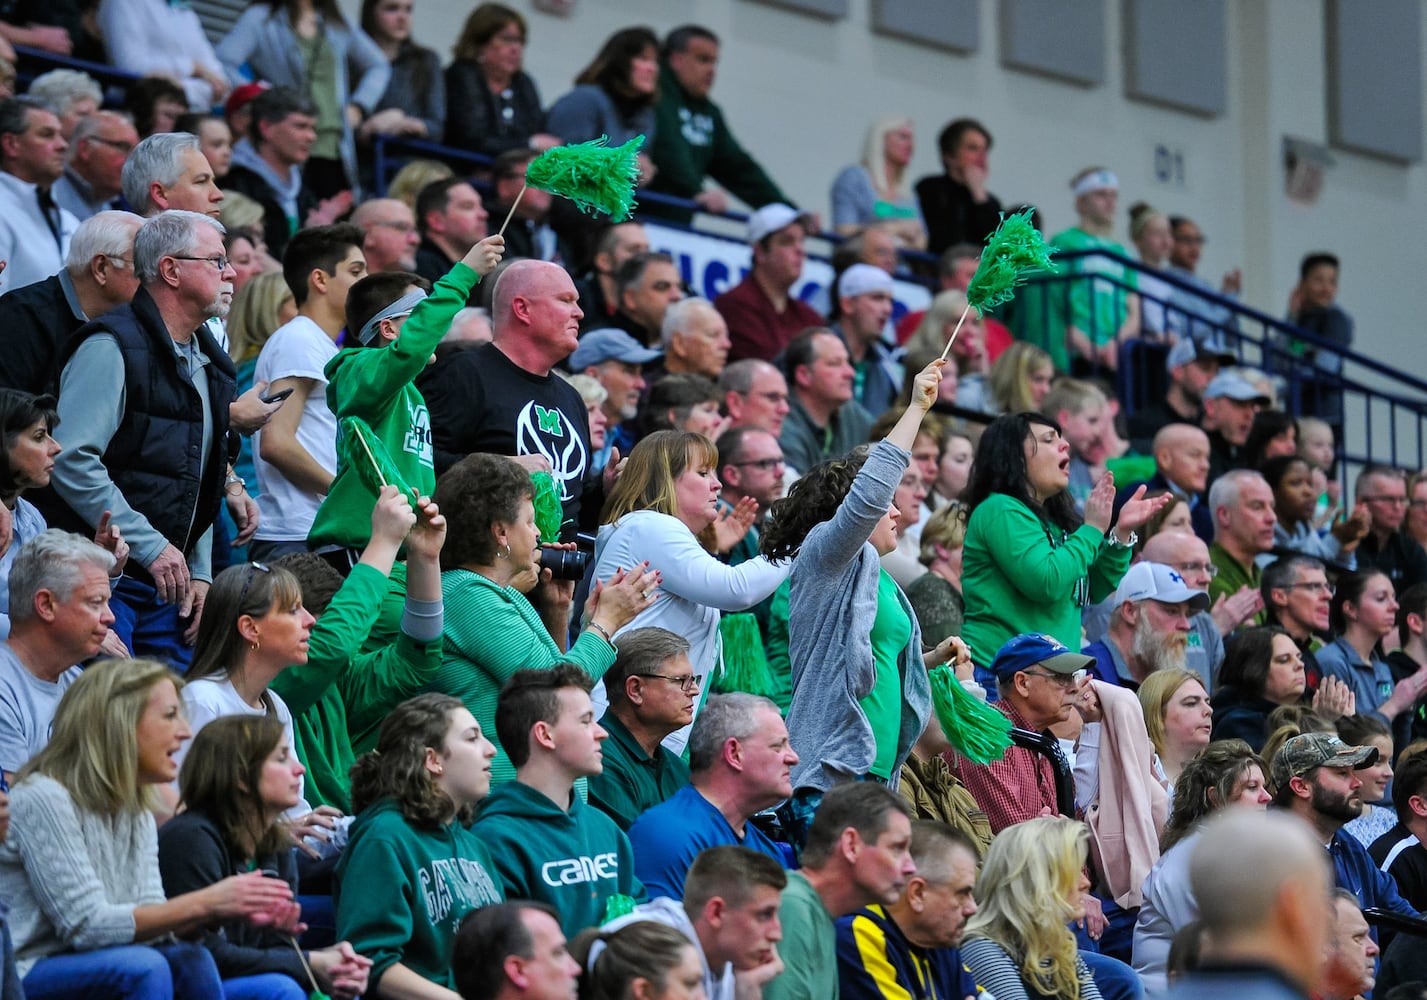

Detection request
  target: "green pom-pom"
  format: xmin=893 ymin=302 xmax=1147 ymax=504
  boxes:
xmin=966 ymin=208 xmax=1059 ymax=315
xmin=602 ymin=893 xmax=637 ymax=923
xmin=338 ymin=416 xmax=418 ymax=510
xmin=525 ymin=134 xmax=644 ymax=221
xmin=713 ymin=613 xmax=775 ymax=697
xmin=529 ymin=472 xmax=564 ymax=544
xmin=308 ymin=992 xmax=332 ymax=1000
xmin=928 ymin=665 xmax=1013 ymax=763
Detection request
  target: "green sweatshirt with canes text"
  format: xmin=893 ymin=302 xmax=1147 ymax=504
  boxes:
xmin=473 ymin=779 xmax=644 ymax=937
xmin=335 ymin=798 xmax=504 ymax=993
xmin=309 ymin=262 xmax=479 ymax=550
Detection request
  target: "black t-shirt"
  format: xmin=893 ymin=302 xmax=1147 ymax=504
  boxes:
xmin=1371 ymin=823 xmax=1427 ymax=912
xmin=420 ymin=342 xmax=592 ymax=535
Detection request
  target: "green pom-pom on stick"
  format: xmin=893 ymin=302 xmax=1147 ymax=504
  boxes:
xmin=528 ymin=134 xmax=644 ymax=218
xmin=530 ymin=471 xmax=564 ymax=545
xmin=941 ymin=209 xmax=1059 ymax=360
xmin=338 ymin=415 xmax=418 ymax=510
xmin=928 ymin=665 xmax=1012 ymax=763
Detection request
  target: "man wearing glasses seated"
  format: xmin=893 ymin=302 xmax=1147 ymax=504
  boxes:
xmin=950 ymin=632 xmax=1094 ymax=834
xmin=628 ymin=692 xmax=798 ymax=899
xmin=587 ymin=627 xmax=698 ymax=831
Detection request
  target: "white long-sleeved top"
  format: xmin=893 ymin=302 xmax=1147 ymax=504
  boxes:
xmin=98 ymin=0 xmax=225 ymax=110
xmin=591 ymin=509 xmax=789 ymax=754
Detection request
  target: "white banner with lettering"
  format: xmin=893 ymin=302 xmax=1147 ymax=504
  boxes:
xmin=644 ymin=222 xmax=932 ymax=326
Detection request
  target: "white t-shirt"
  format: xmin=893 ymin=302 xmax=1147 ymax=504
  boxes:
xmin=178 ymin=675 xmax=310 ymax=817
xmin=253 ymin=316 xmax=339 ymax=541
xmin=0 ymin=644 xmax=81 ymax=774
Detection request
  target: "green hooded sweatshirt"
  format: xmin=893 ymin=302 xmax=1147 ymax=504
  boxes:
xmin=270 ymin=562 xmax=441 ymax=811
xmin=309 ymin=262 xmax=479 ymax=551
xmin=335 ymin=798 xmax=504 ymax=993
xmin=472 ymin=780 xmax=644 ymax=937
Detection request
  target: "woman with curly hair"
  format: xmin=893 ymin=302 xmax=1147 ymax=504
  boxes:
xmin=1132 ymin=739 xmax=1271 ymax=991
xmin=961 ymin=816 xmax=1102 ymax=1000
xmin=336 ymin=693 xmax=503 ymax=999
xmin=760 ymin=360 xmax=957 ymax=828
xmin=593 ymin=431 xmax=787 ymax=753
xmin=959 ymin=411 xmax=1165 ymax=686
xmin=430 ymin=453 xmax=650 ymax=786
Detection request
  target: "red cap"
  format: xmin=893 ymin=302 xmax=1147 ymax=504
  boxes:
xmin=224 ymin=81 xmax=271 ymax=121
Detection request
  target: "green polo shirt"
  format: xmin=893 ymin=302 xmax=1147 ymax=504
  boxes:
xmin=1209 ymin=541 xmax=1265 ymax=626
xmin=587 ymin=711 xmax=692 ymax=830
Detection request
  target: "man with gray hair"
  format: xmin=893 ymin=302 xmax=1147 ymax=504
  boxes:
xmin=719 ymin=359 xmax=791 ymax=438
xmin=1208 ymin=468 xmax=1277 ymax=617
xmin=661 ymin=297 xmax=732 ymax=381
xmin=1165 ymin=808 xmax=1333 ymax=1000
xmin=52 ymin=110 xmax=137 ymax=221
xmin=1082 ymin=561 xmax=1209 ymax=690
xmin=0 ymin=209 xmax=142 ymax=393
xmin=0 ymin=529 xmax=116 ymax=777
xmin=46 ymin=210 xmax=236 ymax=668
xmin=628 ymin=692 xmax=797 ymax=898
xmin=120 ymin=131 xmax=224 ymax=220
xmin=0 ymin=95 xmax=77 ymax=295
xmin=25 ymin=69 xmax=101 ymax=140
xmin=588 ymin=626 xmax=697 ymax=830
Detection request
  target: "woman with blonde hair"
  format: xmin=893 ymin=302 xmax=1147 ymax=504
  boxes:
xmin=831 ymin=115 xmax=926 ymax=249
xmin=961 ymin=817 xmax=1103 ymax=1000
xmin=228 ymin=272 xmax=298 ymax=369
xmin=988 ymin=341 xmax=1055 ymax=415
xmin=593 ymin=430 xmax=788 ymax=752
xmin=1137 ymin=668 xmax=1213 ymax=790
xmin=0 ymin=657 xmax=295 ymax=998
xmin=384 ymin=159 xmax=453 ymax=209
xmin=904 ymin=290 xmax=993 ymax=413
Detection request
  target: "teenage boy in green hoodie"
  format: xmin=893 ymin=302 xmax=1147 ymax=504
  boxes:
xmin=308 ymin=232 xmax=505 ymax=563
xmin=475 ymin=665 xmax=645 ymax=937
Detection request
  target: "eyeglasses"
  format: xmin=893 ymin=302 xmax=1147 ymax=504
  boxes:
xmin=86 ymin=135 xmax=135 ymax=155
xmin=372 ymin=219 xmax=416 ymax=233
xmin=1175 ymin=561 xmax=1219 ymax=579
xmin=753 ymin=391 xmax=790 ymax=404
xmin=1410 ymin=500 xmax=1427 ymax=510
xmin=103 ymin=254 xmax=133 ymax=269
xmin=173 ymin=254 xmax=231 ymax=271
xmin=1361 ymin=495 xmax=1408 ymax=505
xmin=237 ymin=561 xmax=271 ymax=610
xmin=635 ymin=672 xmax=704 ymax=694
xmin=732 ymin=458 xmax=784 ymax=471
xmin=1022 ymin=668 xmax=1087 ymax=687
xmin=1285 ymin=581 xmax=1331 ymax=594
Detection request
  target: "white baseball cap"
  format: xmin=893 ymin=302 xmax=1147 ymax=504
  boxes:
xmin=1112 ymin=561 xmax=1210 ymax=612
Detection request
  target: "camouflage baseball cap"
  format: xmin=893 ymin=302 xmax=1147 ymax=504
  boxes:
xmin=1270 ymin=732 xmax=1379 ymax=790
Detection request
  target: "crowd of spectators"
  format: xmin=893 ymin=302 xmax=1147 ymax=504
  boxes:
xmin=0 ymin=5 xmax=1413 ymax=1000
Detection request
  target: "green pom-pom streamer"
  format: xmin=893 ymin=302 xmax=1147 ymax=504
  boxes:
xmin=928 ymin=665 xmax=1013 ymax=764
xmin=602 ymin=894 xmax=637 ymax=923
xmin=713 ymin=613 xmax=775 ymax=698
xmin=337 ymin=415 xmax=418 ymax=510
xmin=529 ymin=472 xmax=564 ymax=545
xmin=525 ymin=134 xmax=644 ymax=221
xmin=966 ymin=208 xmax=1059 ymax=315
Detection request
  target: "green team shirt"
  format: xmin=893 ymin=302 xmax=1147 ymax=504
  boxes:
xmin=1051 ymin=226 xmax=1137 ymax=348
xmin=309 ymin=263 xmax=480 ymax=550
xmin=860 ymin=569 xmax=912 ymax=780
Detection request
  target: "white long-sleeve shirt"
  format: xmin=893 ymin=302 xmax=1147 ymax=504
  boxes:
xmin=98 ymin=0 xmax=225 ymax=109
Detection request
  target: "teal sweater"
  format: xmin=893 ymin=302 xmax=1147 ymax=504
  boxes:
xmin=473 ymin=779 xmax=643 ymax=937
xmin=270 ymin=562 xmax=441 ymax=811
xmin=960 ymin=493 xmax=1130 ymax=672
xmin=335 ymin=799 xmax=503 ymax=992
xmin=427 ymin=569 xmax=616 ymax=788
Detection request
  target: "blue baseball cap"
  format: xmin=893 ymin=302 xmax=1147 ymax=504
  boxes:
xmin=568 ymin=328 xmax=662 ymax=371
xmin=991 ymin=633 xmax=1095 ymax=680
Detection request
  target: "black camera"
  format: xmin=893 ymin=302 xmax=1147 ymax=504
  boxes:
xmin=540 ymin=547 xmax=590 ymax=581
xmin=540 ymin=533 xmax=596 ymax=581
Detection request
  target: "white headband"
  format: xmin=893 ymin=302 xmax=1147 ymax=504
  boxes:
xmin=1072 ymin=170 xmax=1119 ymax=197
xmin=356 ymin=289 xmax=428 ymax=345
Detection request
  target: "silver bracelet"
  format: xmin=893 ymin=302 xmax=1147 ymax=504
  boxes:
xmin=586 ymin=620 xmax=616 ymax=648
xmin=1106 ymin=528 xmax=1138 ymax=549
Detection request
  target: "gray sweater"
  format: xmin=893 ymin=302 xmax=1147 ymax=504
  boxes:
xmin=784 ymin=439 xmax=931 ymax=792
xmin=0 ymin=774 xmax=165 ymax=975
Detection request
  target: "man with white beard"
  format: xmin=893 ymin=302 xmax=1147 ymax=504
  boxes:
xmin=1083 ymin=561 xmax=1209 ymax=690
